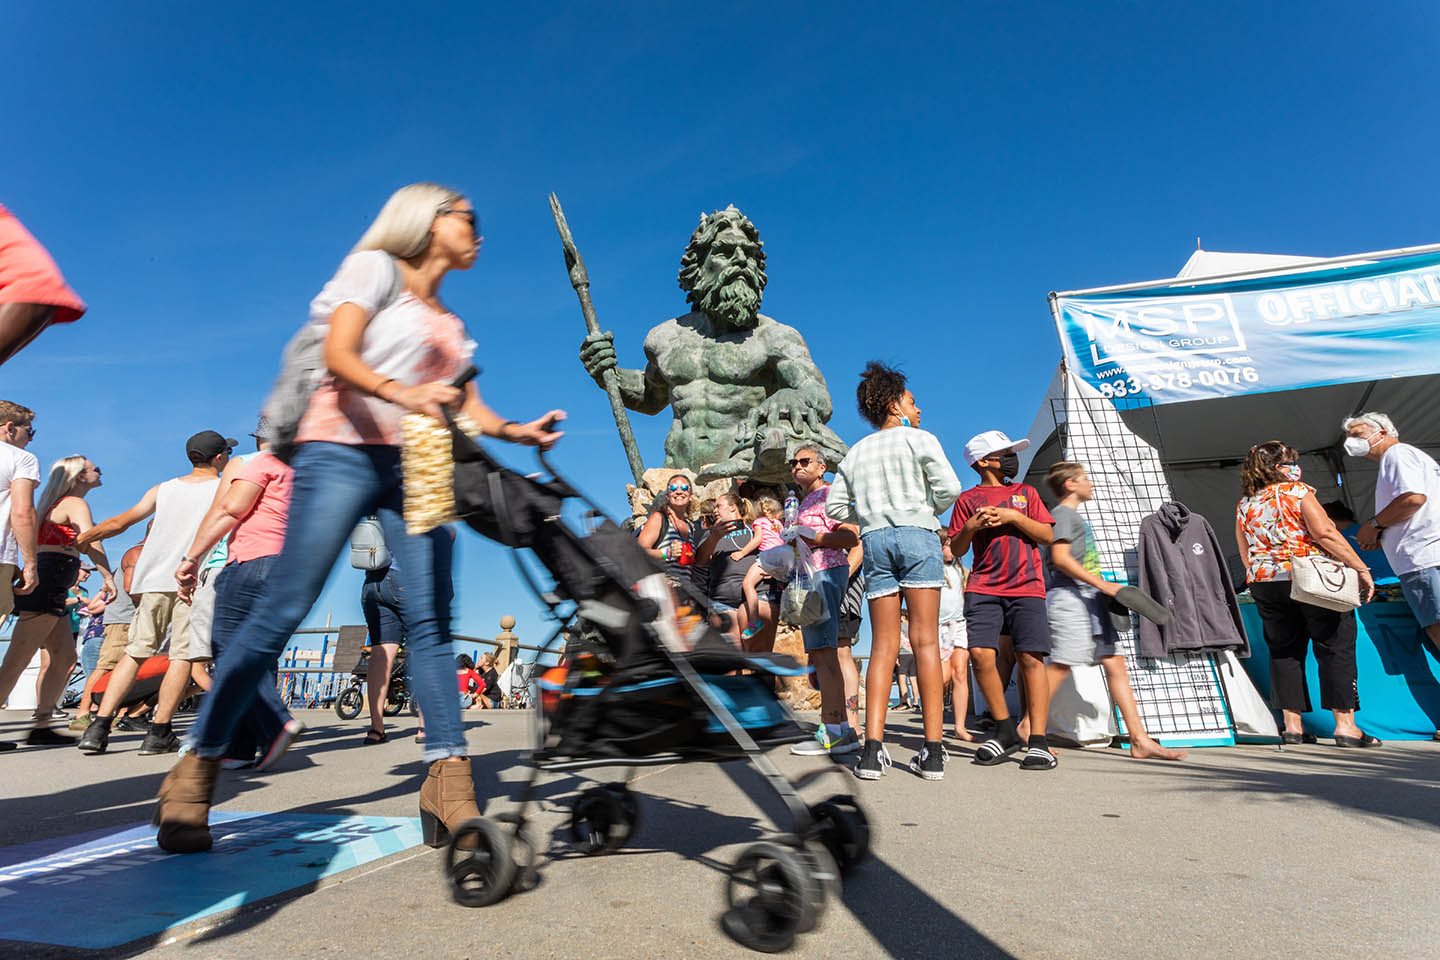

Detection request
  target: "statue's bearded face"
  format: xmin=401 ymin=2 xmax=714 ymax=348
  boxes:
xmin=678 ymin=207 xmax=768 ymax=331
xmin=694 ymin=226 xmax=766 ymax=330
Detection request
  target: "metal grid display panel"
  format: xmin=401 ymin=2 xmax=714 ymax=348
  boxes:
xmin=1051 ymin=387 xmax=1236 ymax=746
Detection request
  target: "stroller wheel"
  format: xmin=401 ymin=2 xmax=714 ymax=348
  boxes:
xmin=335 ymin=686 xmax=364 ymax=721
xmin=797 ymin=841 xmax=841 ymax=933
xmin=570 ymin=786 xmax=637 ymax=855
xmin=445 ymin=817 xmax=516 ymax=908
xmin=604 ymin=782 xmax=640 ymax=828
xmin=495 ymin=812 xmax=539 ymax=893
xmin=721 ymin=842 xmax=819 ymax=953
xmin=809 ymin=795 xmax=870 ymax=872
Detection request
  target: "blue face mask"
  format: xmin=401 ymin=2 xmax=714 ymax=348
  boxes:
xmin=899 ymin=416 xmax=912 ymax=428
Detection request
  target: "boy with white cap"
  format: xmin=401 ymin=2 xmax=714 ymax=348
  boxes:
xmin=946 ymin=430 xmax=1057 ymax=770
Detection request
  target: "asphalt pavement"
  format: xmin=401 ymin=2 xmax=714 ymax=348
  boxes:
xmin=2 ymin=707 xmax=1438 ymax=959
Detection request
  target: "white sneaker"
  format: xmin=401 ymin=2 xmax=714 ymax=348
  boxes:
xmin=256 ymin=719 xmax=305 ymax=772
xmin=790 ymin=725 xmax=836 ymax=756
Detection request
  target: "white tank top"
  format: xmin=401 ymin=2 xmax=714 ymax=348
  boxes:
xmin=130 ymin=476 xmax=220 ymax=594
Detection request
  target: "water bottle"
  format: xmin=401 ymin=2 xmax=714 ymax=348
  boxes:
xmin=784 ymin=490 xmax=799 ymax=528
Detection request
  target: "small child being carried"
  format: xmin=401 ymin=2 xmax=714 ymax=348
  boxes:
xmin=729 ymin=493 xmax=786 ymax=638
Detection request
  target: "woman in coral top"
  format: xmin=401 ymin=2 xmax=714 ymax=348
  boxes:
xmin=152 ymin=183 xmax=565 ymax=855
xmin=1236 ymin=441 xmax=1378 ymax=747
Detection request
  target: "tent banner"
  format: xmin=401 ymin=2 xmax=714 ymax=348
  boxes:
xmin=1053 ymin=250 xmax=1440 ymax=404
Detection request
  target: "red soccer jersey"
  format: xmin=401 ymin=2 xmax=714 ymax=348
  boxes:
xmin=947 ymin=483 xmax=1054 ymax=598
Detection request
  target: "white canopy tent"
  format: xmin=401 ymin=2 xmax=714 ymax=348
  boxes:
xmin=1018 ymin=244 xmax=1440 ymax=745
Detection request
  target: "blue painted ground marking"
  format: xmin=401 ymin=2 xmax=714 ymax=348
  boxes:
xmin=0 ymin=812 xmax=423 ymax=949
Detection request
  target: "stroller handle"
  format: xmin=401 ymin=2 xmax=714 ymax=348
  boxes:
xmin=450 ymin=365 xmax=481 ymax=389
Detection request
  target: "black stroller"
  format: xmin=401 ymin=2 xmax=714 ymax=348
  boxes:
xmin=439 ymin=382 xmax=870 ymax=953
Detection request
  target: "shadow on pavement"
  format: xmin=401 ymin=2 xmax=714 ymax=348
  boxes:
xmin=1132 ymin=745 xmax=1440 ymax=830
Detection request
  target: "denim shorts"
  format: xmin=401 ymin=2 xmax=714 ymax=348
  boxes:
xmin=800 ymin=564 xmax=852 ymax=651
xmin=860 ymin=526 xmax=944 ymax=599
xmin=1398 ymin=565 xmax=1440 ymax=628
xmin=362 ymin=568 xmax=407 ymax=648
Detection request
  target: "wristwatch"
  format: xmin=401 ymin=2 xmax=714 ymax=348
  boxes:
xmin=1370 ymin=518 xmax=1386 ymax=532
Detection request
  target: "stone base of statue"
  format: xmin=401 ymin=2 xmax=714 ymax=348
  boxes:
xmin=771 ymin=623 xmax=821 ymax=710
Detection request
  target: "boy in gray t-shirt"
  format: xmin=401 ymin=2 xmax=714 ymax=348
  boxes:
xmin=1043 ymin=462 xmax=1186 ymax=762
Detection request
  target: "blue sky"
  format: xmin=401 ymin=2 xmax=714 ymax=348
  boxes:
xmin=6 ymin=1 xmax=1440 ymax=657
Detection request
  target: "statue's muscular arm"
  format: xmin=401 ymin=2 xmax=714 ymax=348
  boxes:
xmin=765 ymin=322 xmax=833 ymax=420
xmin=606 ymin=336 xmax=671 ymax=416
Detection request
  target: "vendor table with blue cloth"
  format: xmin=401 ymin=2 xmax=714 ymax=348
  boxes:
xmin=1237 ymin=594 xmax=1440 ymax=740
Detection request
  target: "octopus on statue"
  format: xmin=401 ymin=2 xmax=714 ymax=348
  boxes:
xmin=579 ymin=205 xmax=847 ymax=485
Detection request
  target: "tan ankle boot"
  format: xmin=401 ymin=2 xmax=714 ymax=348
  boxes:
xmin=418 ymin=757 xmax=480 ymax=847
xmin=153 ymin=754 xmax=220 ymax=854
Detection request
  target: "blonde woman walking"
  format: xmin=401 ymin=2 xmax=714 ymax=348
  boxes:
xmin=151 ymin=183 xmax=564 ymax=856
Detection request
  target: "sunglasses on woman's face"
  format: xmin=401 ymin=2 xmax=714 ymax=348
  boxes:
xmin=788 ymin=457 xmax=814 ymax=468
xmin=669 ymin=484 xmax=690 ymax=493
xmin=439 ymin=208 xmax=481 ymax=235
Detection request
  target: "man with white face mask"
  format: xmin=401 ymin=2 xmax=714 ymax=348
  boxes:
xmin=1344 ymin=413 xmax=1440 ymax=729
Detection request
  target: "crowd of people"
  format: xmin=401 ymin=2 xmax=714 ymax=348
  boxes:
xmin=2 ymin=183 xmax=1439 ymax=871
xmin=627 ymin=367 xmax=1440 ymax=780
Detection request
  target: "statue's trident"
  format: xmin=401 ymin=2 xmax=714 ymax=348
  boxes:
xmin=548 ymin=193 xmax=646 ymax=486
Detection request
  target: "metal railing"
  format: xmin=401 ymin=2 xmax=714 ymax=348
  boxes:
xmin=271 ymin=627 xmax=564 ymax=709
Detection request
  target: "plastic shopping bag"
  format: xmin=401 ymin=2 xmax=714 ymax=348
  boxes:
xmin=779 ymin=539 xmax=829 ymax=627
xmin=757 ymin=544 xmax=797 ymax=580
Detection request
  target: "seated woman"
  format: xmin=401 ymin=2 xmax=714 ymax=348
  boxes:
xmin=476 ymin=652 xmax=502 ymax=708
xmin=455 ymin=654 xmax=487 ymax=710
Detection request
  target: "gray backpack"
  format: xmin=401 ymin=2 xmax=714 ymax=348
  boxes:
xmin=349 ymin=517 xmax=392 ymax=571
xmin=260 ymin=255 xmax=403 ymax=462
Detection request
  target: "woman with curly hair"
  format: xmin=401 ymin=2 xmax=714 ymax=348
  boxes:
xmin=826 ymin=362 xmax=965 ymax=781
xmin=1236 ymin=441 xmax=1378 ymax=746
xmin=0 ymin=455 xmax=113 ymax=746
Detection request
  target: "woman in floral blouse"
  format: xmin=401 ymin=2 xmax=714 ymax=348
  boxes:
xmin=1236 ymin=441 xmax=1377 ymax=747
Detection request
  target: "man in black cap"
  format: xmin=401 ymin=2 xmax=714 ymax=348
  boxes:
xmin=75 ymin=430 xmax=236 ymax=755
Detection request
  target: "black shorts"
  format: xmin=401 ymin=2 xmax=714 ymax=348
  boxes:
xmin=963 ymin=593 xmax=1051 ymax=654
xmin=12 ymin=552 xmax=80 ymax=618
xmin=896 ymin=652 xmax=916 ymax=675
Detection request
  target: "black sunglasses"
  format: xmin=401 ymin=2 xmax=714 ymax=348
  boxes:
xmin=439 ymin=208 xmax=481 ymax=234
xmin=788 ymin=456 xmax=815 ymax=468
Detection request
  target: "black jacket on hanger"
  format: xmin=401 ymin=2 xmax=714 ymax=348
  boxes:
xmin=1136 ymin=501 xmax=1249 ymax=659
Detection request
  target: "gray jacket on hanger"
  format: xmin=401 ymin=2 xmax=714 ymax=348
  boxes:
xmin=1136 ymin=501 xmax=1249 ymax=658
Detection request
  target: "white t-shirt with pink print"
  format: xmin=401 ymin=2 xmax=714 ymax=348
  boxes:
xmin=296 ymin=250 xmax=476 ymax=447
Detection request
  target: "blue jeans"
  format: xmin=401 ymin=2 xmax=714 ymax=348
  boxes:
xmin=188 ymin=442 xmax=465 ymax=762
xmin=210 ymin=557 xmax=293 ymax=760
xmin=362 ymin=566 xmax=408 ymax=647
